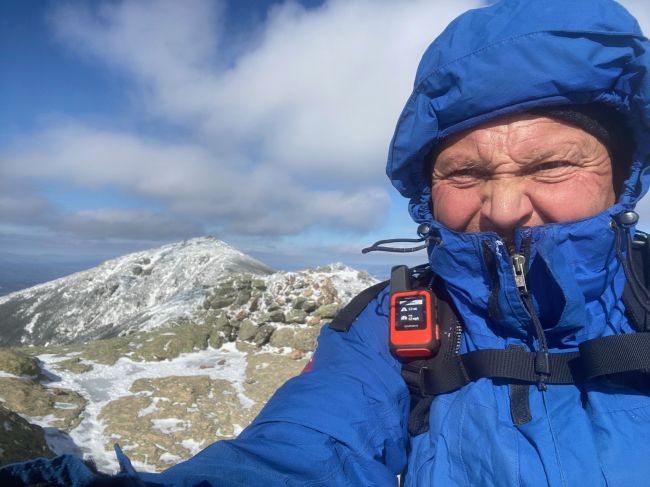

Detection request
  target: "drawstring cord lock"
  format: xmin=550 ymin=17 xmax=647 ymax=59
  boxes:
xmin=616 ymin=211 xmax=639 ymax=226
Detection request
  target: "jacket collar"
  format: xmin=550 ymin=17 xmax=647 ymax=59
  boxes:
xmin=426 ymin=204 xmax=633 ymax=351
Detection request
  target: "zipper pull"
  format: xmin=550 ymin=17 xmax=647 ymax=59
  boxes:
xmin=511 ymin=253 xmax=528 ymax=295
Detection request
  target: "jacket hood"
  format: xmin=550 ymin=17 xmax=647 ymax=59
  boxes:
xmin=386 ymin=0 xmax=650 ymax=225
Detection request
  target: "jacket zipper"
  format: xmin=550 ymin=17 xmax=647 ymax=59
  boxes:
xmin=509 ymin=238 xmax=550 ymax=390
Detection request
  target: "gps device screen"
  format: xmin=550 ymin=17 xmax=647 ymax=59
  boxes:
xmin=395 ymin=295 xmax=427 ymax=330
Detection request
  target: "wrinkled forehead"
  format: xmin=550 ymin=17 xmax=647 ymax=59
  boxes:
xmin=435 ymin=113 xmax=599 ymax=157
xmin=426 ymin=116 xmax=619 ymax=193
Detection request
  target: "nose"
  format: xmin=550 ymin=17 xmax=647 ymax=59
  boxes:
xmin=481 ymin=178 xmax=534 ymax=235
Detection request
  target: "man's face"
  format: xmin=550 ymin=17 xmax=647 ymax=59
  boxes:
xmin=431 ymin=114 xmax=616 ymax=239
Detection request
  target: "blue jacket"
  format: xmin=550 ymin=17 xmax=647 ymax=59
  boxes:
xmin=3 ymin=0 xmax=650 ymax=485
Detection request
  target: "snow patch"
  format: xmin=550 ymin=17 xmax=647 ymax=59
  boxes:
xmin=0 ymin=372 xmax=37 ymax=380
xmin=37 ymin=345 xmax=251 ymax=473
xmin=151 ymin=418 xmax=188 ymax=434
xmin=54 ymin=402 xmax=80 ymax=410
xmin=180 ymin=438 xmax=202 ymax=455
xmin=159 ymin=452 xmax=182 ymax=464
xmin=25 ymin=313 xmax=41 ymax=335
xmin=137 ymin=398 xmax=159 ymax=417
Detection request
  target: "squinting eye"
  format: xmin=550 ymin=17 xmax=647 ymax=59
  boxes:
xmin=533 ymin=160 xmax=572 ymax=172
xmin=447 ymin=168 xmax=490 ymax=180
xmin=448 ymin=169 xmax=476 ymax=178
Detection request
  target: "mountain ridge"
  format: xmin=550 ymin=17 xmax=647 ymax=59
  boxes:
xmin=0 ymin=237 xmax=275 ymax=347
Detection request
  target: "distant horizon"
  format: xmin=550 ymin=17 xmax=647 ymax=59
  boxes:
xmin=0 ymin=235 xmax=426 ymax=297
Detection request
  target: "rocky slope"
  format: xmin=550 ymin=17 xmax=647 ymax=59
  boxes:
xmin=0 ymin=238 xmax=378 ymax=472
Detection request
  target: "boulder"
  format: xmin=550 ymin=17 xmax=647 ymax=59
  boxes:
xmin=269 ymin=328 xmax=295 ymax=348
xmin=264 ymin=310 xmax=286 ymax=323
xmin=254 ymin=325 xmax=275 ymax=347
xmin=208 ymin=333 xmax=224 ymax=349
xmin=244 ymin=351 xmax=307 ymax=409
xmin=314 ymin=303 xmax=341 ymax=319
xmin=234 ymin=291 xmax=252 ymax=307
xmin=0 ymin=350 xmax=41 ymax=377
xmin=306 ymin=316 xmax=322 ymax=327
xmin=99 ymin=376 xmax=246 ymax=472
xmin=293 ymin=327 xmax=321 ymax=352
xmin=0 ymin=378 xmax=86 ymax=431
xmin=0 ymin=404 xmax=54 ymax=466
xmin=132 ymin=328 xmax=211 ymax=361
xmin=53 ymin=357 xmax=93 ymax=374
xmin=234 ymin=277 xmax=252 ymax=290
xmin=209 ymin=297 xmax=235 ymax=309
xmin=286 ymin=309 xmax=307 ymax=324
xmin=238 ymin=320 xmax=259 ymax=342
xmin=252 ymin=279 xmax=267 ymax=290
xmin=209 ymin=315 xmax=233 ymax=340
xmin=317 ymin=278 xmax=338 ymax=305
xmin=234 ymin=309 xmax=249 ymax=321
xmin=302 ymin=300 xmax=318 ymax=313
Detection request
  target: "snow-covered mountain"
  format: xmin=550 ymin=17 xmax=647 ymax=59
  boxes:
xmin=0 ymin=237 xmax=275 ymax=347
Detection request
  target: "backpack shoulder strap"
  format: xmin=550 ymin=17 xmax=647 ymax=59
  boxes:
xmin=330 ymin=280 xmax=389 ymax=331
xmin=623 ymin=230 xmax=650 ymax=331
xmin=330 ymin=264 xmax=432 ymax=332
xmin=329 ymin=266 xmax=464 ymax=436
xmin=401 ymin=277 xmax=464 ymax=435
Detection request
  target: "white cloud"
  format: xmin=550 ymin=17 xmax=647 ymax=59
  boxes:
xmin=0 ymin=0 xmax=478 ymax=243
xmin=3 ymin=121 xmax=392 ymax=236
xmin=61 ymin=208 xmax=204 ymax=240
xmin=47 ymin=0 xmax=478 ymax=186
xmin=10 ymin=0 xmax=648 ymax=245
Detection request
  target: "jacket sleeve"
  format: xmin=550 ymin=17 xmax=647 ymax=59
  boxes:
xmin=142 ymin=287 xmax=411 ymax=486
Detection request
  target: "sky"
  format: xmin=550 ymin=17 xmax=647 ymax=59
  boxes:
xmin=2 ymin=0 xmax=650 ymax=285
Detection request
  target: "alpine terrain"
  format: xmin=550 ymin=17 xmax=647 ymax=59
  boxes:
xmin=0 ymin=237 xmax=378 ymax=472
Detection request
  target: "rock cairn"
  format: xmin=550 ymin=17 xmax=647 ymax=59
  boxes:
xmin=199 ymin=264 xmax=376 ymax=356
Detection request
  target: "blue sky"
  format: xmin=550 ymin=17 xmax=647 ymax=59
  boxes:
xmin=2 ymin=0 xmax=650 ymax=283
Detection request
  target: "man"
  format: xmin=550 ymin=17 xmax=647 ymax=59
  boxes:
xmin=3 ymin=0 xmax=650 ymax=485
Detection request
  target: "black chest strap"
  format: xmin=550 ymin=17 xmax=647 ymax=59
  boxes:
xmin=404 ymin=332 xmax=650 ymax=396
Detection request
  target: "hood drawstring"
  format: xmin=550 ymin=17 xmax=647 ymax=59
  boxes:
xmin=362 ymin=224 xmax=439 ymax=254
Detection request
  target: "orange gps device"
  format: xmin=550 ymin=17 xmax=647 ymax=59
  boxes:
xmin=389 ymin=266 xmax=440 ymax=360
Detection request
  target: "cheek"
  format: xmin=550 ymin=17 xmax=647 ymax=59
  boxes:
xmin=529 ymin=174 xmax=615 ymax=221
xmin=431 ymin=184 xmax=482 ymax=231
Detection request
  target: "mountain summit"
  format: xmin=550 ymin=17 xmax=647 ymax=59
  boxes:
xmin=0 ymin=237 xmax=274 ymax=347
